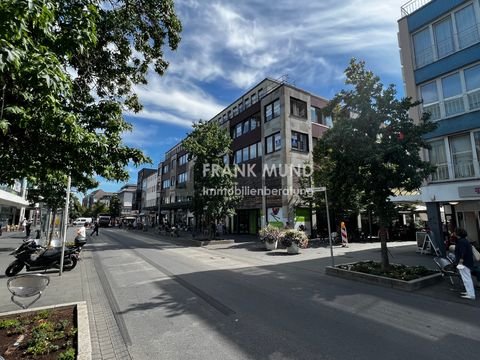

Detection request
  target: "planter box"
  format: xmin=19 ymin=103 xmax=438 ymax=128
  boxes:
xmin=0 ymin=301 xmax=91 ymax=360
xmin=325 ymin=263 xmax=442 ymax=291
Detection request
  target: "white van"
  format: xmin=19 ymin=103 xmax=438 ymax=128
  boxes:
xmin=72 ymin=217 xmax=93 ymax=226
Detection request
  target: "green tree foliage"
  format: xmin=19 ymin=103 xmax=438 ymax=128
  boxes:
xmin=183 ymin=120 xmax=240 ymax=238
xmin=0 ymin=0 xmax=182 ymax=199
xmin=109 ymin=195 xmax=121 ymax=219
xmin=314 ymin=59 xmax=437 ymax=269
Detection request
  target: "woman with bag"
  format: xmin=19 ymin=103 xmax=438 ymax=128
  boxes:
xmin=454 ymin=228 xmax=476 ymax=300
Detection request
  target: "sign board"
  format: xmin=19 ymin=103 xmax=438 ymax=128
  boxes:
xmin=458 ymin=186 xmax=480 ymax=198
xmin=308 ymin=187 xmax=326 ymax=193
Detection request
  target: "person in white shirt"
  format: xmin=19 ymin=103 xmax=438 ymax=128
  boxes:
xmin=76 ymin=223 xmax=87 ymax=240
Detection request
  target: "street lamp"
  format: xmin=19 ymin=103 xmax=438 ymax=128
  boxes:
xmin=310 ymin=186 xmax=334 ymax=267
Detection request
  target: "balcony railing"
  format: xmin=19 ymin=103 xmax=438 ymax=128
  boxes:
xmin=423 ymin=103 xmax=440 ymax=120
xmin=444 ymin=97 xmax=465 ymax=117
xmin=401 ymin=0 xmax=432 ymax=17
xmin=430 ymin=160 xmax=478 ymax=182
xmin=468 ymin=89 xmax=480 ymax=110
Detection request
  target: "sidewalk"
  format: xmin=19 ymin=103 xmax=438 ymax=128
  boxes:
xmin=0 ymin=231 xmax=132 ymax=360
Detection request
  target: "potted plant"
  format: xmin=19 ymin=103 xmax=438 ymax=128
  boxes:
xmin=281 ymin=229 xmax=309 ymax=254
xmin=259 ymin=225 xmax=282 ymax=250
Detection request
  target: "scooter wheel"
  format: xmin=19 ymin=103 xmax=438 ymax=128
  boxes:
xmin=63 ymin=256 xmax=77 ymax=271
xmin=5 ymin=260 xmax=24 ymax=277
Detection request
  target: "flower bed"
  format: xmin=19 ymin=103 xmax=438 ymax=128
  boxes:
xmin=326 ymin=261 xmax=442 ymax=291
xmin=338 ymin=261 xmax=437 ymax=281
xmin=0 ymin=305 xmax=76 ymax=359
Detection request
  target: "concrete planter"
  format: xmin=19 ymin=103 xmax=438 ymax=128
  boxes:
xmin=0 ymin=301 xmax=91 ymax=359
xmin=287 ymin=243 xmax=300 ymax=254
xmin=325 ymin=263 xmax=442 ymax=292
xmin=265 ymin=240 xmax=278 ymax=251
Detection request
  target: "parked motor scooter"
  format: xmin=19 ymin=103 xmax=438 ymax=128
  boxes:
xmin=5 ymin=239 xmax=79 ymax=277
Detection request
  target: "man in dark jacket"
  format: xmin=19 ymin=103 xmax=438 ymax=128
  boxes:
xmin=454 ymin=228 xmax=476 ymax=300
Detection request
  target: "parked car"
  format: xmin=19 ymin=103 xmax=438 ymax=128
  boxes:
xmin=72 ymin=217 xmax=92 ymax=226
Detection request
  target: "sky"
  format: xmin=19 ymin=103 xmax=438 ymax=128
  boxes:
xmin=95 ymin=0 xmax=409 ymax=195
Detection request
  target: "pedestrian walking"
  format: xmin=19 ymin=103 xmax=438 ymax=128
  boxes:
xmin=25 ymin=220 xmax=32 ymax=238
xmin=90 ymin=221 xmax=99 ymax=236
xmin=454 ymin=228 xmax=476 ymax=300
xmin=21 ymin=218 xmax=27 ymax=232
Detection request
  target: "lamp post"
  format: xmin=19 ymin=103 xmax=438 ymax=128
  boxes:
xmin=59 ymin=175 xmax=71 ymax=276
xmin=311 ymin=186 xmax=334 ymax=267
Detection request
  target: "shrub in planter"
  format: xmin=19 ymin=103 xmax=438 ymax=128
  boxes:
xmin=259 ymin=225 xmax=282 ymax=249
xmin=281 ymin=229 xmax=309 ymax=249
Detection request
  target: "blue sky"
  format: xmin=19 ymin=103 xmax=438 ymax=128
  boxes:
xmin=95 ymin=0 xmax=407 ymax=195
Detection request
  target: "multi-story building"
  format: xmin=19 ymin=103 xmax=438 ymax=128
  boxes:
xmin=117 ymin=184 xmax=137 ymax=217
xmin=398 ymin=0 xmax=480 ymax=249
xmin=82 ymin=189 xmax=115 ymax=209
xmin=0 ymin=180 xmax=29 ymax=228
xmin=134 ymin=168 xmax=156 ymax=214
xmin=157 ymin=77 xmax=330 ymax=234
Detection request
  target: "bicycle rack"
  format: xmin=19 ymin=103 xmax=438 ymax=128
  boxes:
xmin=7 ymin=274 xmax=50 ymax=309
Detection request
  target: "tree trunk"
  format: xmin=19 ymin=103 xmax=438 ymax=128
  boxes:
xmin=378 ymin=225 xmax=390 ymax=270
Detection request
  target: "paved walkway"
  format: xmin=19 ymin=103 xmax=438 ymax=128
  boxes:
xmin=0 ymin=229 xmax=477 ymax=359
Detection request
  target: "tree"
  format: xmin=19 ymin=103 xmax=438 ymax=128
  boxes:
xmin=109 ymin=195 xmax=121 ymax=221
xmin=183 ymin=120 xmax=240 ymax=238
xmin=314 ymin=59 xmax=437 ymax=269
xmin=0 ymin=0 xmax=182 ymax=191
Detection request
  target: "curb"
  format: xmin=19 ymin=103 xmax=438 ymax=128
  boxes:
xmin=0 ymin=301 xmax=91 ymax=360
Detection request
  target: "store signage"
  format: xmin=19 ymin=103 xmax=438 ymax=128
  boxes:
xmin=458 ymin=186 xmax=480 ymax=198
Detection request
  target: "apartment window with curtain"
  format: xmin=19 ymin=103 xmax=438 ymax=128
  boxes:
xmin=434 ymin=17 xmax=454 ymax=58
xmin=442 ymin=72 xmax=465 ymax=116
xmin=455 ymin=4 xmax=479 ymax=49
xmin=178 ymin=172 xmax=188 ymax=183
xmin=413 ymin=28 xmax=433 ymax=68
xmin=450 ymin=134 xmax=474 ymax=178
xmin=465 ymin=64 xmax=480 ymax=110
xmin=291 ymin=131 xmax=308 ymax=152
xmin=429 ymin=140 xmax=448 ymax=181
xmin=290 ymin=97 xmax=307 ymax=118
xmin=310 ymin=106 xmax=322 ymax=123
xmin=421 ymin=82 xmax=440 ymax=120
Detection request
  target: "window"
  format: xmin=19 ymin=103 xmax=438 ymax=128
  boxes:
xmin=420 ymin=81 xmax=440 ymax=120
xmin=474 ymin=131 xmax=480 ymax=163
xmin=235 ymin=150 xmax=242 ymax=164
xmin=223 ymin=154 xmax=229 ymax=165
xmin=429 ymin=140 xmax=448 ymax=181
xmin=162 ymin=164 xmax=169 ymax=174
xmin=178 ymin=172 xmax=188 ymax=183
xmin=465 ymin=64 xmax=480 ymax=110
xmin=442 ymin=73 xmax=464 ymax=116
xmin=178 ymin=154 xmax=188 ymax=165
xmin=238 ymin=102 xmax=243 ymax=112
xmin=228 ymin=110 xmax=232 ymax=119
xmin=242 ymin=147 xmax=249 ymax=162
xmin=455 ymin=4 xmax=479 ymax=49
xmin=310 ymin=106 xmax=322 ymax=123
xmin=233 ymin=106 xmax=238 ymax=116
xmin=170 ymin=177 xmax=175 ymax=187
xmin=245 ymin=97 xmax=251 ymax=108
xmin=242 ymin=120 xmax=250 ymax=134
xmin=223 ymin=113 xmax=227 ymax=122
xmin=290 ymin=97 xmax=307 ymax=118
xmin=258 ymin=88 xmax=264 ymax=99
xmin=171 ymin=160 xmax=175 ymax=169
xmin=235 ymin=123 xmax=242 ymax=138
xmin=162 ymin=179 xmax=170 ymax=189
xmin=265 ymin=133 xmax=281 ymax=154
xmin=434 ymin=18 xmax=454 ymax=58
xmin=251 ymin=93 xmax=258 ymax=104
xmin=250 ymin=116 xmax=258 ymax=130
xmin=413 ymin=28 xmax=433 ymax=68
xmin=450 ymin=134 xmax=474 ymax=178
xmin=291 ymin=131 xmax=308 ymax=152
xmin=257 ymin=142 xmax=262 ymax=157
xmin=265 ymin=99 xmax=280 ymax=122
xmin=250 ymin=143 xmax=257 ymax=159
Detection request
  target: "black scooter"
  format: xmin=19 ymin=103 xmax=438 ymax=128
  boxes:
xmin=5 ymin=239 xmax=80 ymax=277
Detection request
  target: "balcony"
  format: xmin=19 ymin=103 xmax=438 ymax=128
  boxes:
xmin=401 ymin=0 xmax=432 ymax=17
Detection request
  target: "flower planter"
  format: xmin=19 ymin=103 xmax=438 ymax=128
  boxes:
xmin=287 ymin=243 xmax=300 ymax=254
xmin=265 ymin=240 xmax=278 ymax=251
xmin=0 ymin=301 xmax=91 ymax=359
xmin=325 ymin=262 xmax=442 ymax=291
